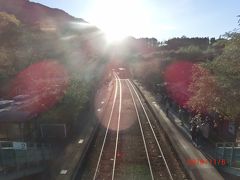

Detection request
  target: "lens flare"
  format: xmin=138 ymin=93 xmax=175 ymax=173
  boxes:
xmin=164 ymin=61 xmax=193 ymax=107
xmin=9 ymin=60 xmax=69 ymax=115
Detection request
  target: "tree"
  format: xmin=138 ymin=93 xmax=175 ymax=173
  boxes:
xmin=0 ymin=12 xmax=23 ymax=77
xmin=0 ymin=12 xmax=20 ymax=46
xmin=0 ymin=47 xmax=14 ymax=76
xmin=210 ymin=37 xmax=216 ymax=45
xmin=187 ymin=64 xmax=221 ymax=114
xmin=177 ymin=45 xmax=203 ymax=61
xmin=188 ymin=33 xmax=240 ymax=120
xmin=37 ymin=77 xmax=90 ymax=124
xmin=0 ymin=12 xmax=20 ymax=32
xmin=164 ymin=37 xmax=209 ymax=50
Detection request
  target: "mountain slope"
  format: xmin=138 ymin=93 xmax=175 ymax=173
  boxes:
xmin=0 ymin=0 xmax=85 ymax=27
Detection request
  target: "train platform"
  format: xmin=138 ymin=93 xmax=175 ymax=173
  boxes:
xmin=134 ymin=81 xmax=224 ymax=180
xmin=48 ymin=78 xmax=116 ymax=180
xmin=48 ymin=111 xmax=98 ymax=180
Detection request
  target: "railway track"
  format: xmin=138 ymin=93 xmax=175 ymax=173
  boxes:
xmin=77 ymin=70 xmax=188 ymax=180
xmin=92 ymin=72 xmax=122 ymax=180
xmin=126 ymin=79 xmax=173 ymax=180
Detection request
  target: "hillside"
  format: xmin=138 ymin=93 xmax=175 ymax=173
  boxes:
xmin=0 ymin=0 xmax=85 ymax=28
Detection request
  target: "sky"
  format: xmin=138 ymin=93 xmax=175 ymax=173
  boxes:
xmin=30 ymin=0 xmax=240 ymax=41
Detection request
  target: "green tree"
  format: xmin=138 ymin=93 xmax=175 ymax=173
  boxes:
xmin=37 ymin=76 xmax=91 ymax=124
xmin=177 ymin=45 xmax=203 ymax=61
xmin=0 ymin=12 xmax=20 ymax=46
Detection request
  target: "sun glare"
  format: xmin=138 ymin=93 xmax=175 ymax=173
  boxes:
xmin=87 ymin=0 xmax=150 ymax=44
xmin=103 ymin=28 xmax=127 ymax=43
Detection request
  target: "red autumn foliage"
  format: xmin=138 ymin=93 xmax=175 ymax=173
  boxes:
xmin=9 ymin=60 xmax=69 ymax=114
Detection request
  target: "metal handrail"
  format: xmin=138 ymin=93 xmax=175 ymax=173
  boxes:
xmin=215 ymin=142 xmax=240 ymax=168
xmin=216 ymin=142 xmax=240 ymax=147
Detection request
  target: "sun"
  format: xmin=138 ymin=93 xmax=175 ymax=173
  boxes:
xmin=100 ymin=19 xmax=131 ymax=44
xmin=102 ymin=27 xmax=127 ymax=44
xmin=86 ymin=0 xmax=150 ymax=44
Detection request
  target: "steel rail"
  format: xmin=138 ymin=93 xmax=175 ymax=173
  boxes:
xmin=127 ymin=79 xmax=174 ymax=180
xmin=126 ymin=79 xmax=155 ymax=180
xmin=92 ymin=72 xmax=119 ymax=180
xmin=111 ymin=72 xmax=122 ymax=180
